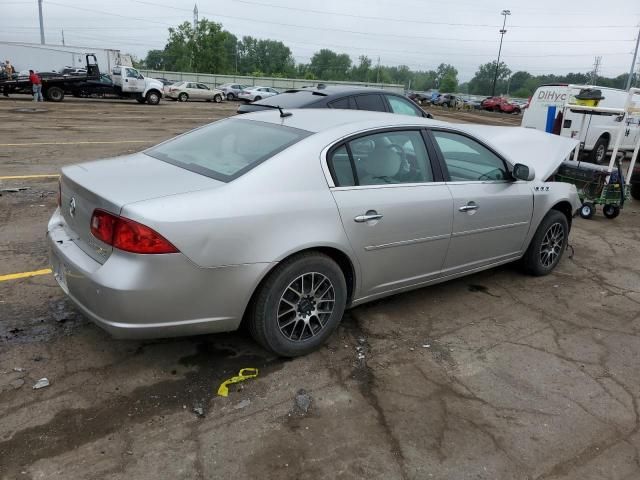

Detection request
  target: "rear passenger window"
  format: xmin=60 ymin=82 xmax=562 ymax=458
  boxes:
xmin=327 ymin=146 xmax=355 ymax=187
xmin=328 ymin=97 xmax=354 ymax=109
xmin=354 ymin=94 xmax=386 ymax=112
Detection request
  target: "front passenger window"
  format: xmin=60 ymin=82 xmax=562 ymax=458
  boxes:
xmin=432 ymin=131 xmax=508 ymax=181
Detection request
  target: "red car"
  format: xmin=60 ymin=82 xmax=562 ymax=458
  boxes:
xmin=481 ymin=96 xmax=521 ymax=114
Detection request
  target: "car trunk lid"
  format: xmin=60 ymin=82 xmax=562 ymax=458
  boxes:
xmin=59 ymin=152 xmax=221 ymax=263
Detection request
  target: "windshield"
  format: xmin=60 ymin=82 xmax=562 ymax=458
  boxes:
xmin=146 ymin=118 xmax=311 ymax=182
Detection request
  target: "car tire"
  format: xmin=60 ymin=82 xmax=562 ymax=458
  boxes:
xmin=214 ymin=94 xmax=222 ymax=103
xmin=603 ymin=204 xmax=620 ymax=219
xmin=631 ymin=183 xmax=640 ymax=201
xmin=579 ymin=202 xmax=596 ymax=219
xmin=253 ymin=96 xmax=262 ymax=101
xmin=178 ymin=92 xmax=188 ymax=102
xmin=589 ymin=136 xmax=609 ymax=165
xmin=146 ymin=91 xmax=160 ymax=105
xmin=226 ymin=92 xmax=235 ymax=101
xmin=248 ymin=252 xmax=347 ymax=357
xmin=522 ymin=210 xmax=569 ymax=276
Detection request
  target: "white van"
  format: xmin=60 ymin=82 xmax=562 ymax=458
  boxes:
xmin=521 ymin=84 xmax=640 ymax=164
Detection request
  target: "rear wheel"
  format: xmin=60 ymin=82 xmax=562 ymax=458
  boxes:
xmin=214 ymin=94 xmax=222 ymax=103
xmin=589 ymin=136 xmax=609 ymax=165
xmin=248 ymin=252 xmax=347 ymax=357
xmin=253 ymin=96 xmax=262 ymax=101
xmin=579 ymin=202 xmax=596 ymax=219
xmin=46 ymin=86 xmax=64 ymax=102
xmin=226 ymin=92 xmax=235 ymax=100
xmin=522 ymin=210 xmax=569 ymax=276
xmin=603 ymin=204 xmax=620 ymax=219
xmin=146 ymin=91 xmax=160 ymax=105
xmin=178 ymin=92 xmax=188 ymax=102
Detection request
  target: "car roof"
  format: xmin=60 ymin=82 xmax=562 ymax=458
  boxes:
xmin=239 ymin=108 xmax=444 ymax=134
xmin=252 ymin=86 xmax=404 ymax=108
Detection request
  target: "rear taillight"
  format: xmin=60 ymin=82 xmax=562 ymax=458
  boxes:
xmin=90 ymin=209 xmax=178 ymax=254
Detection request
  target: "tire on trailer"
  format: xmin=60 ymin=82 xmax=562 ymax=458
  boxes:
xmin=46 ymin=86 xmax=65 ymax=102
xmin=603 ymin=204 xmax=621 ymax=219
xmin=579 ymin=202 xmax=596 ymax=219
xmin=145 ymin=90 xmax=161 ymax=105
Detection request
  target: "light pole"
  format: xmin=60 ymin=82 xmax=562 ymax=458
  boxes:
xmin=491 ymin=9 xmax=510 ymax=97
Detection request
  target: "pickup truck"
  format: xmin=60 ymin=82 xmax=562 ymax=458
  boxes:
xmin=110 ymin=66 xmax=163 ymax=105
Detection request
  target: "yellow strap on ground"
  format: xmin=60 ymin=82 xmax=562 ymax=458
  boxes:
xmin=0 ymin=268 xmax=52 ymax=282
xmin=0 ymin=174 xmax=59 ymax=180
xmin=217 ymin=368 xmax=259 ymax=397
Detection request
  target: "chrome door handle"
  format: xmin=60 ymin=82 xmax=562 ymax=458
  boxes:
xmin=459 ymin=204 xmax=479 ymax=212
xmin=354 ymin=211 xmax=383 ymax=223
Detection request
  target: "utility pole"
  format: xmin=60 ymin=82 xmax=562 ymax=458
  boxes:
xmin=61 ymin=29 xmax=65 ymax=46
xmin=38 ymin=0 xmax=45 ymax=44
xmin=191 ymin=4 xmax=198 ymax=72
xmin=193 ymin=3 xmax=198 ymax=30
xmin=591 ymin=56 xmax=602 ymax=85
xmin=625 ymin=26 xmax=640 ymax=90
xmin=491 ymin=9 xmax=510 ymax=97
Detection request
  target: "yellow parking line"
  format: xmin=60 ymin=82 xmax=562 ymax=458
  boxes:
xmin=0 ymin=174 xmax=59 ymax=180
xmin=0 ymin=269 xmax=52 ymax=282
xmin=0 ymin=140 xmax=149 ymax=146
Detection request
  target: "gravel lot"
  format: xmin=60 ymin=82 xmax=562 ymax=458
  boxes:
xmin=1 ymin=96 xmax=640 ymax=480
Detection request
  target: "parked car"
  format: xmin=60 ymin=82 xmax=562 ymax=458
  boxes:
xmin=434 ymin=94 xmax=463 ymax=109
xmin=237 ymin=85 xmax=433 ymax=118
xmin=70 ymin=73 xmax=115 ymax=98
xmin=218 ymin=83 xmax=250 ymax=100
xmin=164 ymin=81 xmax=224 ymax=102
xmin=48 ymin=109 xmax=580 ymax=357
xmin=481 ymin=96 xmax=521 ymax=114
xmin=238 ymin=86 xmax=279 ymax=102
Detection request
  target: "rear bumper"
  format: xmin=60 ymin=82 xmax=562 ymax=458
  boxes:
xmin=47 ymin=208 xmax=274 ymax=339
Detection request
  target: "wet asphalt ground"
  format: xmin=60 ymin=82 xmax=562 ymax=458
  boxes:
xmin=1 ymin=96 xmax=640 ymax=479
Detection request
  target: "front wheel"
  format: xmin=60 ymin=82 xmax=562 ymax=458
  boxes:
xmin=178 ymin=92 xmax=188 ymax=102
xmin=226 ymin=92 xmax=235 ymax=100
xmin=603 ymin=204 xmax=620 ymax=219
xmin=522 ymin=210 xmax=569 ymax=276
xmin=589 ymin=136 xmax=609 ymax=165
xmin=146 ymin=91 xmax=161 ymax=105
xmin=579 ymin=202 xmax=596 ymax=219
xmin=214 ymin=94 xmax=222 ymax=103
xmin=248 ymin=252 xmax=347 ymax=357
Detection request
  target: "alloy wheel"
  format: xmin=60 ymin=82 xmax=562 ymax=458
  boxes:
xmin=540 ymin=222 xmax=565 ymax=268
xmin=277 ymin=272 xmax=335 ymax=342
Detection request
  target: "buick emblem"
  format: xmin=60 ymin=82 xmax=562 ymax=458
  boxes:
xmin=69 ymin=196 xmax=77 ymax=217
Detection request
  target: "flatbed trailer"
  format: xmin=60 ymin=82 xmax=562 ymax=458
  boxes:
xmin=0 ymin=54 xmax=99 ymax=102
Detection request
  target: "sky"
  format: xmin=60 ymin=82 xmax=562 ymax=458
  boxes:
xmin=0 ymin=0 xmax=638 ymax=81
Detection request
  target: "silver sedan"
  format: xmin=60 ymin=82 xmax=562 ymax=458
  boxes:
xmin=48 ymin=110 xmax=580 ymax=356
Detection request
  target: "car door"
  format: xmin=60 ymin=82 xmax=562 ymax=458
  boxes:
xmin=429 ymin=129 xmax=534 ymax=275
xmin=185 ymin=83 xmax=199 ymax=100
xmin=197 ymin=83 xmax=212 ymax=100
xmin=122 ymin=67 xmax=143 ymax=93
xmin=327 ymin=129 xmax=453 ymax=298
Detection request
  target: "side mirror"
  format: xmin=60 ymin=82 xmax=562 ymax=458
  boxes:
xmin=512 ymin=163 xmax=535 ymax=181
xmin=138 ymin=74 xmax=144 ymax=80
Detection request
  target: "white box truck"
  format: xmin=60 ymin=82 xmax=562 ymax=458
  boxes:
xmin=521 ymin=84 xmax=640 ymax=164
xmin=0 ymin=41 xmax=132 ymax=76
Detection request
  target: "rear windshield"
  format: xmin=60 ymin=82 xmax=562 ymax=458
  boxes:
xmin=256 ymin=91 xmax=324 ymax=108
xmin=145 ymin=118 xmax=311 ymax=182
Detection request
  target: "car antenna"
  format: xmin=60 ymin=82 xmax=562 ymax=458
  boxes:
xmin=277 ymin=106 xmax=292 ymax=118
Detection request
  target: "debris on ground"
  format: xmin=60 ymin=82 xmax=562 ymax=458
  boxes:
xmin=32 ymin=378 xmax=50 ymax=389
xmin=234 ymin=399 xmax=251 ymax=410
xmin=217 ymin=368 xmax=259 ymax=397
xmin=295 ymin=389 xmax=312 ymax=414
xmin=193 ymin=404 xmax=205 ymax=417
xmin=13 ymin=367 xmax=25 ymax=372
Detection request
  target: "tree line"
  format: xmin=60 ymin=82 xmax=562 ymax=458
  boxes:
xmin=137 ymin=18 xmax=635 ymax=97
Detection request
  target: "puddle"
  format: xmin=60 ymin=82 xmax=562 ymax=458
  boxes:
xmin=0 ymin=334 xmax=282 ymax=474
